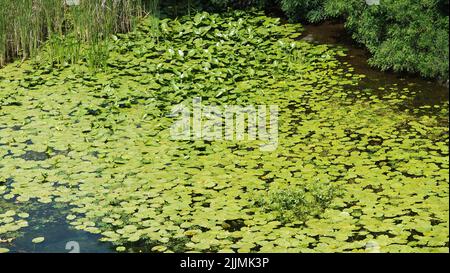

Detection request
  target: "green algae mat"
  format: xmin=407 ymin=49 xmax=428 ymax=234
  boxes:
xmin=0 ymin=11 xmax=448 ymax=253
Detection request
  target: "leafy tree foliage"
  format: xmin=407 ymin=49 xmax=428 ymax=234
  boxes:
xmin=325 ymin=0 xmax=449 ymax=80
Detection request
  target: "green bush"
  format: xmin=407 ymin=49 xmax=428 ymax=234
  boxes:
xmin=278 ymin=0 xmax=327 ymax=22
xmin=207 ymin=0 xmax=268 ymax=9
xmin=281 ymin=0 xmax=449 ymax=80
xmin=333 ymin=0 xmax=449 ymax=80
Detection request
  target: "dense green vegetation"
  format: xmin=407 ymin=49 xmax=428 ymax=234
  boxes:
xmin=1 ymin=10 xmax=448 ymax=253
xmin=208 ymin=0 xmax=449 ymax=81
xmin=0 ymin=0 xmax=155 ymax=68
xmin=1 ymin=0 xmax=448 ymax=80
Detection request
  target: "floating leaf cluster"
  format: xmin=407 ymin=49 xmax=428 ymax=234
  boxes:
xmin=0 ymin=10 xmax=448 ymax=253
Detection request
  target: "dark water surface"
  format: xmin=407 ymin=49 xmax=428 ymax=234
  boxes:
xmin=301 ymin=21 xmax=449 ymax=107
xmin=0 ymin=199 xmax=114 ymax=253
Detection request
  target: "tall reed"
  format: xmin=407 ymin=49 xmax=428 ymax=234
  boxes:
xmin=0 ymin=0 xmax=158 ymax=68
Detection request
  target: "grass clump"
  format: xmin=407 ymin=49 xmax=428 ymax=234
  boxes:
xmin=256 ymin=182 xmax=338 ymax=224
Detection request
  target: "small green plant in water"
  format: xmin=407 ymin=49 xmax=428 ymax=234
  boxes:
xmin=256 ymin=182 xmax=338 ymax=224
xmin=46 ymin=34 xmax=81 ymax=66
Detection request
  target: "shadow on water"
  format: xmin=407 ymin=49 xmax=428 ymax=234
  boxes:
xmin=300 ymin=21 xmax=449 ymax=107
xmin=0 ymin=199 xmax=115 ymax=253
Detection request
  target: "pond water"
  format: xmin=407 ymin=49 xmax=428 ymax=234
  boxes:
xmin=0 ymin=199 xmax=114 ymax=253
xmin=0 ymin=11 xmax=448 ymax=253
xmin=301 ymin=21 xmax=449 ymax=108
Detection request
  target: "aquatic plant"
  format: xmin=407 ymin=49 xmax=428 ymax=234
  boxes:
xmin=0 ymin=10 xmax=448 ymax=253
xmin=0 ymin=204 xmax=29 ymax=253
xmin=0 ymin=0 xmax=153 ymax=68
xmin=256 ymin=182 xmax=338 ymax=223
xmin=208 ymin=0 xmax=450 ymax=81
